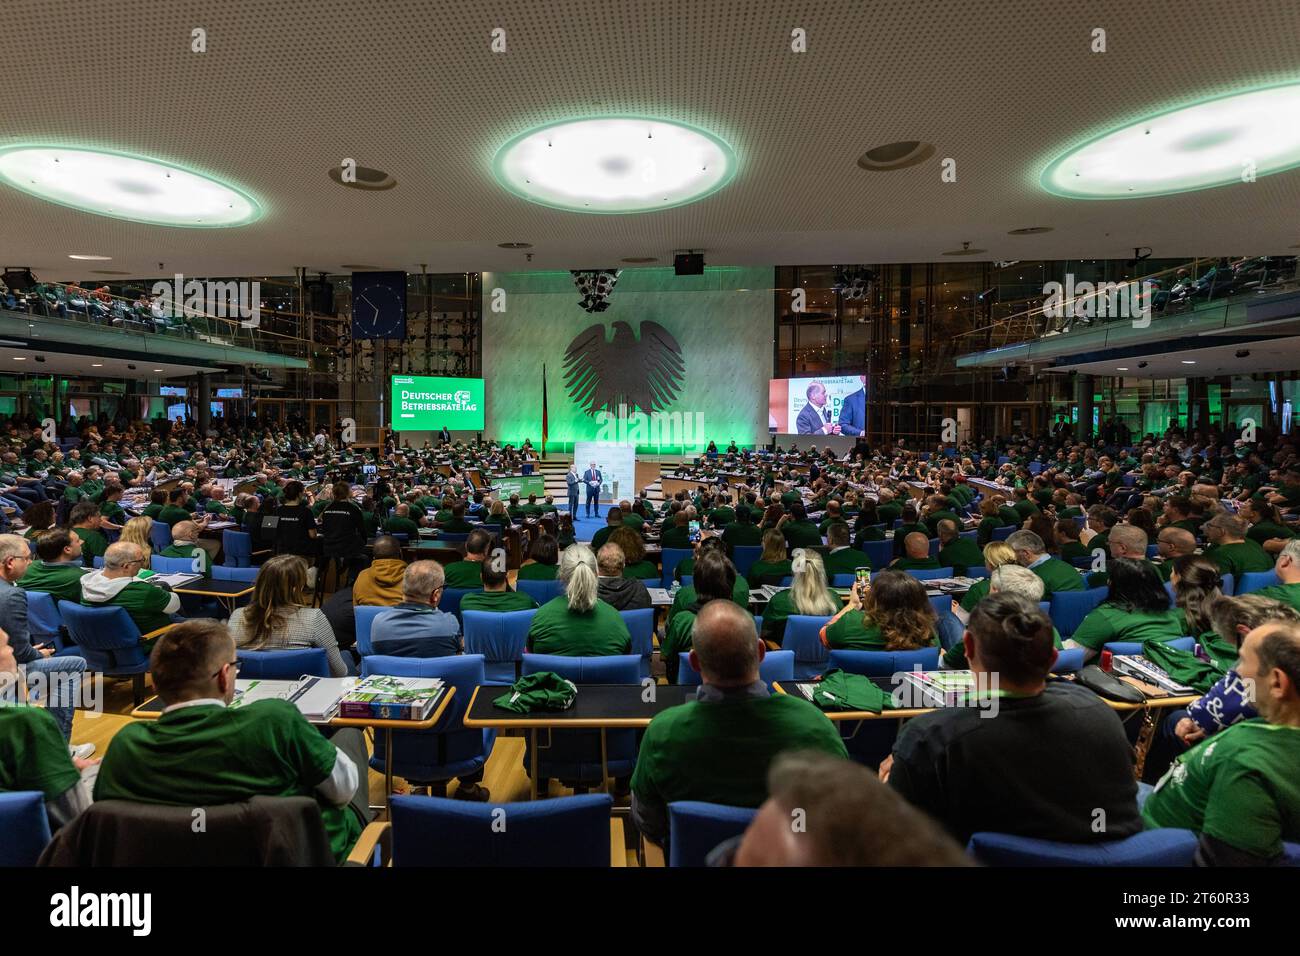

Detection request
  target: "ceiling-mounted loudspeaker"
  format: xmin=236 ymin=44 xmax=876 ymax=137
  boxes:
xmin=2 ymin=267 xmax=37 ymax=292
xmin=674 ymin=253 xmax=704 ymax=276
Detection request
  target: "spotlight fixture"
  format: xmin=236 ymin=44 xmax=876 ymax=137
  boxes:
xmin=571 ymin=269 xmax=622 ymax=313
xmin=1137 ymin=361 xmax=1149 ymax=369
xmin=34 ymin=355 xmax=45 ymax=363
xmin=1 ymin=267 xmax=37 ymax=291
xmin=327 ymin=164 xmax=396 ymax=191
xmin=673 ymin=252 xmax=704 ymax=276
xmin=493 ymin=116 xmax=736 ymax=214
xmin=832 ymin=266 xmax=876 ymax=301
xmin=942 ymin=242 xmax=986 ymax=256
xmin=856 ymin=141 xmax=936 ymax=172
xmin=1041 ymin=82 xmax=1300 ymax=199
xmin=1235 ymin=349 xmax=1251 ymax=358
xmin=0 ymin=145 xmax=261 ymax=226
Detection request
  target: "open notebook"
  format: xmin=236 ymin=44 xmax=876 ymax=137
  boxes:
xmin=230 ymin=677 xmax=359 ymax=722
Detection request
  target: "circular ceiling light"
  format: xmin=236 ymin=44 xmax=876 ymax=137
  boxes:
xmin=493 ymin=116 xmax=736 ymax=213
xmin=327 ymin=164 xmax=396 ymax=190
xmin=856 ymin=140 xmax=936 ymax=171
xmin=68 ymin=253 xmax=112 ymax=260
xmin=941 ymin=246 xmax=987 ymax=256
xmin=1007 ymin=226 xmax=1053 ymax=235
xmin=0 ymin=145 xmax=261 ymax=226
xmin=1041 ymin=83 xmax=1300 ymax=199
xmin=497 ymin=242 xmax=533 ymax=249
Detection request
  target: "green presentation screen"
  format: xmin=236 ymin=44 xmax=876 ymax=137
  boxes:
xmin=390 ymin=375 xmax=485 ymax=431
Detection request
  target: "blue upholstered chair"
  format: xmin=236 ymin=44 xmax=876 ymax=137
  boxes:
xmin=1049 ymin=587 xmax=1108 ymax=640
xmin=515 ymin=577 xmax=563 ymax=605
xmin=620 ymin=608 xmax=655 ymax=679
xmin=731 ymin=546 xmax=762 ymax=577
xmin=378 ymin=793 xmax=613 ymax=867
xmin=828 ymin=647 xmax=941 ymax=677
xmin=236 ymin=647 xmax=331 ymax=679
xmin=462 ymin=609 xmax=536 ymax=684
xmin=668 ymin=801 xmax=757 ymax=867
xmin=222 ymin=529 xmax=254 ymax=567
xmin=0 ymin=792 xmax=52 ymax=866
xmin=967 ymin=829 xmax=1199 ymax=866
xmin=1102 ymin=636 xmax=1196 ymax=657
xmin=57 ymin=601 xmax=157 ymax=704
xmin=677 ymin=649 xmax=794 ymax=690
xmin=781 ymin=615 xmax=834 ymax=680
xmin=362 ymin=655 xmax=496 ymax=790
xmin=1237 ymin=570 xmax=1280 ymax=594
xmin=660 ymin=548 xmax=693 ymax=587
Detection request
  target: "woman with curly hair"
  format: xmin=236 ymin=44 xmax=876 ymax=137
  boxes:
xmin=820 ymin=569 xmax=938 ymax=651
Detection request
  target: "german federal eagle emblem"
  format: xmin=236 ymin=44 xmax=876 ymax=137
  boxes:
xmin=563 ymin=321 xmax=685 ymax=417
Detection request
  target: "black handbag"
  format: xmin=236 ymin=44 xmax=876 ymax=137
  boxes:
xmin=1076 ymin=664 xmax=1146 ymax=704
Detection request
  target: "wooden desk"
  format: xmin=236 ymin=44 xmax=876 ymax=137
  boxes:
xmin=463 ymin=683 xmax=693 ymax=800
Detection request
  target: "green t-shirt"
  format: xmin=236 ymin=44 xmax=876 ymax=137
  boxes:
xmin=157 ymin=504 xmax=193 ymax=528
xmin=892 ymin=555 xmax=940 ymax=571
xmin=937 ymin=538 xmax=983 ymax=575
xmin=1142 ymin=719 xmax=1300 ymax=860
xmin=94 ymin=699 xmax=360 ymax=863
xmin=72 ymin=527 xmax=108 ymax=560
xmin=383 ymin=515 xmax=420 ymax=537
xmin=0 ymin=706 xmax=80 ymax=800
xmin=162 ymin=542 xmax=211 ymax=575
xmin=142 ymin=503 xmax=165 ymax=519
xmin=722 ymin=523 xmax=763 ymax=548
xmin=459 ymin=589 xmax=538 ymax=613
xmin=1253 ymin=582 xmax=1300 ymax=613
xmin=747 ymin=559 xmax=793 ymax=587
xmin=667 ymin=579 xmax=752 ymax=624
xmin=824 ymin=547 xmax=871 ymax=577
xmin=630 ymin=692 xmax=848 ymax=812
xmin=1069 ymin=605 xmax=1188 ymax=651
xmin=622 ymin=559 xmax=659 ymax=581
xmin=1205 ymin=540 xmax=1275 ymax=579
xmin=527 ymin=596 xmax=631 ymax=656
xmin=1029 ymin=556 xmax=1085 ymax=596
xmin=782 ymin=520 xmax=823 ymax=549
xmin=443 ymin=560 xmax=484 ymax=589
xmin=824 ymin=611 xmax=940 ymax=652
xmin=944 ymin=626 xmax=1063 ymax=668
xmin=1247 ymin=520 xmax=1294 ymax=545
xmin=959 ymin=576 xmax=992 ymax=612
xmin=516 ymin=562 xmax=559 ymax=581
xmin=18 ymin=560 xmax=85 ymax=603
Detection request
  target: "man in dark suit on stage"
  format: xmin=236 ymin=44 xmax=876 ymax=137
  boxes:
xmin=796 ymin=382 xmax=838 ymax=436
xmin=437 ymin=425 xmax=452 ymax=445
xmin=566 ymin=463 xmax=581 ymax=515
xmin=583 ymin=461 xmax=603 ymax=518
xmin=838 ymin=375 xmax=867 ymax=436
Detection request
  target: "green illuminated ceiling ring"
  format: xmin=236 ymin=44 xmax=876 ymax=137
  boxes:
xmin=1041 ymin=82 xmax=1300 ymax=199
xmin=493 ymin=116 xmax=737 ymax=214
xmin=0 ymin=144 xmax=262 ymax=227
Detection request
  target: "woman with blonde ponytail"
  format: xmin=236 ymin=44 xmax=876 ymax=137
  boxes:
xmin=526 ymin=543 xmax=631 ymax=656
xmin=762 ymin=549 xmax=840 ymax=646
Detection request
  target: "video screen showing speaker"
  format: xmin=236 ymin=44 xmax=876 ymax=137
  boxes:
xmin=768 ymin=374 xmax=867 ymax=436
xmin=391 ymin=375 xmax=485 ymax=431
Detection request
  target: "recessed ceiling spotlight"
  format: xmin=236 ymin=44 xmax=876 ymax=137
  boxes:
xmin=1042 ymin=82 xmax=1300 ymax=198
xmin=856 ymin=141 xmax=936 ymax=171
xmin=68 ymin=253 xmax=112 ymax=260
xmin=91 ymin=363 xmax=103 ymax=367
xmin=327 ymin=164 xmax=396 ymax=190
xmin=1007 ymin=226 xmax=1053 ymax=235
xmin=497 ymin=242 xmax=533 ymax=249
xmin=1181 ymin=360 xmax=1197 ymax=364
xmin=153 ymin=368 xmax=164 ymax=372
xmin=12 ymin=356 xmax=25 ymax=360
xmin=1117 ymin=367 xmax=1129 ymax=371
xmin=0 ymin=145 xmax=261 ymax=226
xmin=620 ymin=256 xmax=658 ymax=263
xmin=493 ymin=116 xmax=736 ymax=213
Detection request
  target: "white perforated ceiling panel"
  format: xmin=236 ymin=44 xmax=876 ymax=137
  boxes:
xmin=1 ymin=0 xmax=1298 ymax=279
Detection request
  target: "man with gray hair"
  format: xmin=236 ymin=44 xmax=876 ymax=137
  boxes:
xmin=630 ymin=600 xmax=847 ymax=847
xmin=1085 ymin=523 xmax=1151 ymax=588
xmin=371 ymin=560 xmax=461 ymax=659
xmin=1253 ymin=538 xmax=1300 ymax=613
xmin=1007 ymin=529 xmax=1084 ymax=596
xmin=1203 ymin=514 xmax=1274 ymax=580
xmin=80 ymin=541 xmax=182 ymax=638
xmin=942 ymin=564 xmax=1063 ymax=669
xmin=0 ymin=534 xmax=91 ymax=752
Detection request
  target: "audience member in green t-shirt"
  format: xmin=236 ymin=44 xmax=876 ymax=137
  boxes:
xmin=760 ymin=551 xmax=841 ymax=648
xmin=93 ymin=619 xmax=367 ymax=864
xmin=516 ymin=533 xmax=561 ymax=580
xmin=630 ymin=600 xmax=847 ymax=846
xmin=746 ymin=529 xmax=793 ymax=588
xmin=1069 ymin=558 xmax=1188 ymax=658
xmin=443 ymin=528 xmax=493 ymax=589
xmin=1141 ymin=619 xmax=1300 ymax=864
xmin=526 ymin=544 xmax=630 ymax=657
xmin=459 ymin=560 xmax=538 ymax=613
xmin=1203 ymin=514 xmax=1276 ymax=580
xmin=821 ymin=569 xmax=939 ymax=652
xmin=890 ymin=531 xmax=940 ymax=572
xmin=68 ymin=501 xmax=108 ymax=566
